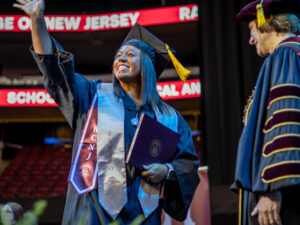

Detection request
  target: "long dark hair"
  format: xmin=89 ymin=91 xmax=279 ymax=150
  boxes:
xmin=113 ymin=50 xmax=168 ymax=113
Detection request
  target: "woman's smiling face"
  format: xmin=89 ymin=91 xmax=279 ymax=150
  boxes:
xmin=113 ymin=45 xmax=141 ymax=83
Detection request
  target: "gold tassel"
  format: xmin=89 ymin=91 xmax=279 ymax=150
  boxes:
xmin=166 ymin=44 xmax=191 ymax=82
xmin=256 ymin=3 xmax=266 ymax=28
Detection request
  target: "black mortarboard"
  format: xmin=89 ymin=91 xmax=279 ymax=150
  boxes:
xmin=121 ymin=23 xmax=190 ymax=81
xmin=236 ymin=0 xmax=300 ymax=27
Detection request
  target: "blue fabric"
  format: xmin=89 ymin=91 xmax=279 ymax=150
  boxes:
xmin=232 ymin=37 xmax=300 ymax=225
xmin=234 ymin=38 xmax=300 ymax=193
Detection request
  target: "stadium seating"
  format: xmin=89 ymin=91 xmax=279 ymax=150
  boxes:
xmin=0 ymin=145 xmax=72 ymax=198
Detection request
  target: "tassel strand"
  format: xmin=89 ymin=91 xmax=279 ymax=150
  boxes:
xmin=166 ymin=44 xmax=191 ymax=82
xmin=256 ymin=0 xmax=266 ymax=28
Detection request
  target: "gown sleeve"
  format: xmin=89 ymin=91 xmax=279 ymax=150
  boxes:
xmin=30 ymin=37 xmax=98 ymax=129
xmin=162 ymin=112 xmax=200 ymax=221
xmin=253 ymin=45 xmax=300 ymax=192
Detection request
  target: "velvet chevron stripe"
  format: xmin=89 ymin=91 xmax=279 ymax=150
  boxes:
xmin=266 ymin=84 xmax=300 ymax=109
xmin=262 ymin=134 xmax=300 ymax=156
xmin=262 ymin=161 xmax=300 ymax=183
xmin=263 ymin=109 xmax=300 ymax=133
xmin=276 ymin=42 xmax=300 ymax=56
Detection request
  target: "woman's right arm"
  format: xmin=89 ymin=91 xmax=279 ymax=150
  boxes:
xmin=13 ymin=0 xmax=52 ymax=54
xmin=13 ymin=0 xmax=97 ymax=129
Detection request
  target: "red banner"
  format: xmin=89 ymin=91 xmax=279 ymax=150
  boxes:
xmin=0 ymin=89 xmax=57 ymax=107
xmin=0 ymin=79 xmax=201 ymax=107
xmin=0 ymin=4 xmax=198 ymax=32
xmin=157 ymin=79 xmax=201 ymax=100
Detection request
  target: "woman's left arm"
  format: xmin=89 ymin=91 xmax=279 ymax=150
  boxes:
xmin=143 ymin=112 xmax=200 ymax=221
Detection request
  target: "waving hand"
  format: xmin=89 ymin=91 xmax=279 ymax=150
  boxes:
xmin=13 ymin=0 xmax=52 ymax=54
xmin=13 ymin=0 xmax=45 ymax=18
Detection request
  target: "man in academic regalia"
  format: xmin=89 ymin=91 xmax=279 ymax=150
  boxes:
xmin=232 ymin=0 xmax=300 ymax=225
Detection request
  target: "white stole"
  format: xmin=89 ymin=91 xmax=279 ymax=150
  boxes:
xmin=96 ymin=83 xmax=178 ymax=219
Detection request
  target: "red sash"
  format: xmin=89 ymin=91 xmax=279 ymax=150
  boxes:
xmin=69 ymin=94 xmax=98 ymax=194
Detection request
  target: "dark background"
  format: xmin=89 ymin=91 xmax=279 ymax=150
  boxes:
xmin=198 ymin=0 xmax=264 ymax=186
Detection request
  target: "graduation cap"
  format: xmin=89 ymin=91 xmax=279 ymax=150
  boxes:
xmin=121 ymin=23 xmax=190 ymax=81
xmin=236 ymin=0 xmax=300 ymax=28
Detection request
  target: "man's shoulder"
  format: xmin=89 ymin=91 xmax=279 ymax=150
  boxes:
xmin=274 ymin=37 xmax=300 ymax=56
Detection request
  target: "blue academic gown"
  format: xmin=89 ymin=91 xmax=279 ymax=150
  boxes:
xmin=232 ymin=37 xmax=300 ymax=225
xmin=30 ymin=38 xmax=200 ymax=225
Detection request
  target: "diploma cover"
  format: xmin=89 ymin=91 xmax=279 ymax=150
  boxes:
xmin=126 ymin=113 xmax=180 ymax=169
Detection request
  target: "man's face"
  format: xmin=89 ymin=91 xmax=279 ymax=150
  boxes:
xmin=248 ymin=20 xmax=275 ymax=57
xmin=113 ymin=45 xmax=141 ymax=83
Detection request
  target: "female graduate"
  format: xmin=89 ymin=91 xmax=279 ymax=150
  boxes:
xmin=13 ymin=0 xmax=200 ymax=224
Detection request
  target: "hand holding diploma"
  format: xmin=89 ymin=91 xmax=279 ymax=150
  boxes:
xmin=141 ymin=163 xmax=169 ymax=183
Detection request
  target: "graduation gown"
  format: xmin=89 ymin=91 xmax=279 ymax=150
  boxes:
xmin=30 ymin=38 xmax=200 ymax=225
xmin=232 ymin=37 xmax=300 ymax=225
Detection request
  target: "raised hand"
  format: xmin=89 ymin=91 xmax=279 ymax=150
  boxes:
xmin=13 ymin=0 xmax=51 ymax=54
xmin=13 ymin=0 xmax=45 ymax=18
